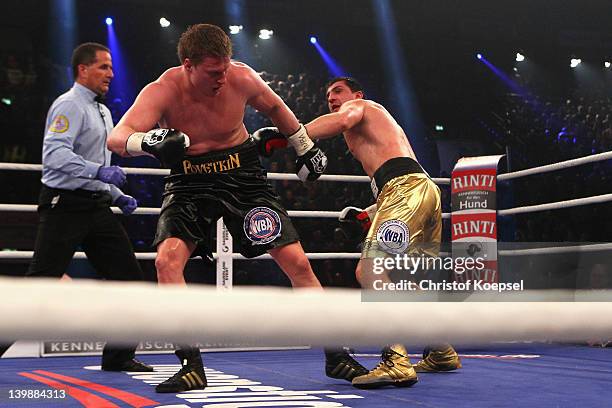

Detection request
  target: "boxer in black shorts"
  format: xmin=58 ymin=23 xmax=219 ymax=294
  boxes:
xmin=107 ymin=24 xmax=333 ymax=393
xmin=154 ymin=138 xmax=300 ymax=259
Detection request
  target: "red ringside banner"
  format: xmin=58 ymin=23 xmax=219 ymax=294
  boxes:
xmin=451 ymin=155 xmax=505 ymax=284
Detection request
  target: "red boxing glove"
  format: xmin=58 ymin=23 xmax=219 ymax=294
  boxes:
xmin=339 ymin=206 xmax=372 ymax=233
xmin=252 ymin=127 xmax=288 ymax=157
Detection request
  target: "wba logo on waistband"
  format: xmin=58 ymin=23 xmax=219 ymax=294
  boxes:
xmin=244 ymin=207 xmax=282 ymax=245
xmin=182 ymin=152 xmax=241 ymax=174
xmin=376 ymin=219 xmax=410 ymax=254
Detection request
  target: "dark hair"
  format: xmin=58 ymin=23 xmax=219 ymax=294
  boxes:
xmin=71 ymin=42 xmax=110 ymax=79
xmin=177 ymin=23 xmax=232 ymax=64
xmin=325 ymin=76 xmax=364 ymax=94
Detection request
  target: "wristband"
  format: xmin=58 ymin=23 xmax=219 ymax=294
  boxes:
xmin=286 ymin=124 xmax=314 ymax=156
xmin=125 ymin=132 xmax=150 ymax=157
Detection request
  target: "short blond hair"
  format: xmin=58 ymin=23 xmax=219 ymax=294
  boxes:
xmin=177 ymin=24 xmax=232 ymax=64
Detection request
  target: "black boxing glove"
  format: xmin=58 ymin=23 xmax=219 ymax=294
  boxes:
xmin=125 ymin=128 xmax=190 ymax=168
xmin=288 ymin=125 xmax=328 ymax=182
xmin=296 ymin=146 xmax=327 ymax=182
xmin=252 ymin=127 xmax=288 ymax=157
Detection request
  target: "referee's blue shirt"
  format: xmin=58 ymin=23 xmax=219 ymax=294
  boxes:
xmin=41 ymin=82 xmax=123 ymax=201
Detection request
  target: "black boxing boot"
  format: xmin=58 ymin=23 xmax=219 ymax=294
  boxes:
xmin=156 ymin=346 xmax=207 ymax=393
xmin=324 ymin=347 xmax=368 ymax=382
xmin=0 ymin=343 xmax=12 ymax=357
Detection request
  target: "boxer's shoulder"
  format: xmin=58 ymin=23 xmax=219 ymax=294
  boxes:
xmin=158 ymin=66 xmax=182 ymax=81
xmin=229 ymin=61 xmax=261 ymax=86
xmin=140 ymin=74 xmax=178 ymax=105
xmin=229 ymin=59 xmax=255 ymax=73
xmin=155 ymin=68 xmax=182 ymax=93
xmin=342 ymin=98 xmax=368 ymax=110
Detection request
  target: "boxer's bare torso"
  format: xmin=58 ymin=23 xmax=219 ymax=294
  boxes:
xmin=108 ymin=57 xmax=299 ymax=156
xmin=340 ymin=99 xmax=416 ymax=177
xmin=156 ymin=64 xmax=249 ymax=153
xmin=306 ymin=80 xmax=417 ymax=177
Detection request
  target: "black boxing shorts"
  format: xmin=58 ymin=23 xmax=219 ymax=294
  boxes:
xmin=152 ymin=137 xmax=300 ymax=260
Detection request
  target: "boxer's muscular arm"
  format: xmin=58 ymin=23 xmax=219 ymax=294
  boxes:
xmin=244 ymin=66 xmax=300 ymax=135
xmin=243 ymin=64 xmax=327 ymax=181
xmin=305 ymin=99 xmax=365 ymax=140
xmin=107 ymin=83 xmax=168 ymax=156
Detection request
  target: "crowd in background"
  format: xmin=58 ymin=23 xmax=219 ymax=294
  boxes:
xmin=1 ymin=50 xmax=610 ymax=287
xmin=489 ymin=81 xmax=612 ymax=244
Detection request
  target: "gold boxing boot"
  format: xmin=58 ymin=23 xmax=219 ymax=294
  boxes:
xmin=351 ymin=344 xmax=418 ymax=389
xmin=414 ymin=345 xmax=462 ymax=372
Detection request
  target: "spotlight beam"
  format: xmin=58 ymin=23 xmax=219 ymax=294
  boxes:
xmin=105 ymin=18 xmax=135 ymax=119
xmin=311 ymin=40 xmax=346 ymax=77
xmin=224 ymin=0 xmax=252 ymax=63
xmin=49 ymin=0 xmax=77 ymax=93
xmin=372 ymin=0 xmax=429 ymax=169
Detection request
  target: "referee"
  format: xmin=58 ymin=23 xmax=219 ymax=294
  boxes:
xmin=1 ymin=43 xmax=152 ymax=371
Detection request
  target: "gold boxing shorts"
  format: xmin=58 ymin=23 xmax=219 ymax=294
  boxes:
xmin=362 ymin=157 xmax=441 ymax=259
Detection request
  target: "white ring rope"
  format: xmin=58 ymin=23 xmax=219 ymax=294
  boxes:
xmin=498 ymin=151 xmax=612 ymax=181
xmin=0 ymin=162 xmax=451 ymax=184
xmin=3 ymin=149 xmax=611 ymax=184
xmin=269 ymin=173 xmax=451 ymax=185
xmin=498 ymin=193 xmax=612 ymax=216
xmin=497 ymin=243 xmax=612 ymax=256
xmin=0 ymin=251 xmax=361 ymax=261
xmin=1 ymin=277 xmax=611 ymax=345
xmin=0 ymin=163 xmax=43 ymax=172
xmin=0 ymin=204 xmax=452 ymax=219
xmin=1 ymin=242 xmax=609 ymax=261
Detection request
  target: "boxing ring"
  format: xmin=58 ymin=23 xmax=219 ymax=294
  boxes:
xmin=0 ymin=151 xmax=611 ymax=407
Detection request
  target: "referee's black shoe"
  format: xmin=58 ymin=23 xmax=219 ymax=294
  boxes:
xmin=156 ymin=348 xmax=207 ymax=393
xmin=325 ymin=348 xmax=368 ymax=382
xmin=102 ymin=358 xmax=154 ymax=372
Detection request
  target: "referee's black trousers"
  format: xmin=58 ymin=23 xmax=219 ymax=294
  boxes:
xmin=2 ymin=185 xmax=145 ymax=364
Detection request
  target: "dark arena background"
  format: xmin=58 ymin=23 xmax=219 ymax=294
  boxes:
xmin=0 ymin=1 xmax=611 ymax=407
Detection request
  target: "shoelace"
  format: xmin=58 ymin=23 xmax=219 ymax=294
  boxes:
xmin=378 ymin=348 xmax=404 ymax=369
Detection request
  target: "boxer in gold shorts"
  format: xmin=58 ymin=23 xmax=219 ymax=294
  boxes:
xmin=304 ymin=77 xmax=461 ymax=388
xmin=362 ymin=157 xmax=441 ymax=261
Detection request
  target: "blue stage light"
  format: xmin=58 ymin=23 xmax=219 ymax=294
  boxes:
xmin=310 ymin=36 xmax=317 ymax=44
xmin=105 ymin=17 xmax=113 ymax=26
xmin=476 ymin=53 xmax=483 ymax=60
